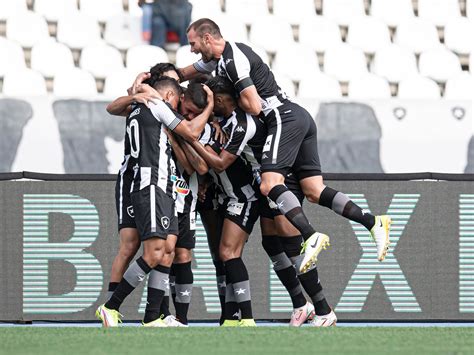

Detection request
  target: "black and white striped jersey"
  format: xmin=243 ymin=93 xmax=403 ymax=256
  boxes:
xmin=194 ymin=41 xmax=281 ymax=99
xmin=203 ymin=122 xmax=258 ymax=203
xmin=126 ymin=101 xmax=182 ymax=195
xmin=223 ymin=107 xmax=267 ymax=170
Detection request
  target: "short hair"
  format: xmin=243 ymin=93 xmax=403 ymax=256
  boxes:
xmin=144 ymin=62 xmax=183 ymax=87
xmin=153 ymin=76 xmax=183 ymax=97
xmin=205 ymin=76 xmax=237 ymax=100
xmin=189 ymin=73 xmax=213 ymax=85
xmin=187 ymin=18 xmax=222 ymax=39
xmin=183 ymin=82 xmax=208 ymax=109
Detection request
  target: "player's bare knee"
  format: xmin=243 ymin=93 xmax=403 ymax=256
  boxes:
xmin=119 ymin=239 xmax=140 ymax=259
xmin=219 ymin=246 xmax=236 ymax=262
xmin=174 ymin=248 xmax=192 ymax=263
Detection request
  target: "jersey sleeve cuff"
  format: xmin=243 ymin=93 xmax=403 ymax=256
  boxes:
xmin=235 ymin=77 xmax=254 ymax=94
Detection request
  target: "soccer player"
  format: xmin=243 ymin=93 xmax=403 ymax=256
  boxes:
xmin=180 ymin=18 xmax=391 ymax=274
xmin=96 ymin=77 xmax=213 ymax=327
xmin=195 ymin=76 xmax=336 ymax=326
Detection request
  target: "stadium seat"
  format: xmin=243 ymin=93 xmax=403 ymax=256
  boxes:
xmin=444 ymin=17 xmax=474 ymax=56
xmin=103 ymin=69 xmax=138 ymax=98
xmin=53 ymin=68 xmax=98 ymax=96
xmin=323 ymin=43 xmax=368 ymax=82
xmin=468 ymin=0 xmax=474 ymax=20
xmin=79 ymin=0 xmax=124 ymax=23
xmin=348 ymin=73 xmax=392 ymax=99
xmin=30 ymin=39 xmax=75 ymax=78
xmin=104 ymin=15 xmax=144 ymax=51
xmin=322 ymin=0 xmax=366 ymax=26
xmin=126 ymin=45 xmax=169 ymax=73
xmin=215 ymin=15 xmax=248 ymax=43
xmin=298 ymin=16 xmax=342 ymax=53
xmin=0 ymin=0 xmax=28 ymax=21
xmin=272 ymin=44 xmax=320 ymax=81
xmin=397 ymin=75 xmax=441 ymax=99
xmin=418 ymin=0 xmax=461 ymax=27
xmin=470 ymin=53 xmax=474 ymax=73
xmin=271 ymin=72 xmax=296 ymax=98
xmin=175 ymin=45 xmax=202 ymax=68
xmin=419 ymin=47 xmax=462 ymax=83
xmin=298 ymin=73 xmax=342 ymax=99
xmin=371 ymin=44 xmax=418 ymax=83
xmin=346 ymin=16 xmax=391 ymax=54
xmin=370 ymin=0 xmax=415 ymax=27
xmin=0 ymin=38 xmax=26 ymax=77
xmin=243 ymin=43 xmax=270 ymax=65
xmin=394 ymin=18 xmax=440 ymax=54
xmin=272 ymin=0 xmax=317 ymax=26
xmin=249 ymin=16 xmax=294 ymax=54
xmin=190 ymin=0 xmax=223 ymax=21
xmin=3 ymin=69 xmax=47 ymax=96
xmin=57 ymin=13 xmax=102 ymax=50
xmin=444 ymin=71 xmax=474 ymax=100
xmin=6 ymin=11 xmax=50 ymax=48
xmin=34 ymin=0 xmax=78 ymax=22
xmin=80 ymin=44 xmax=125 ymax=79
xmin=225 ymin=0 xmax=269 ymax=26
xmin=128 ymin=0 xmax=143 ymax=16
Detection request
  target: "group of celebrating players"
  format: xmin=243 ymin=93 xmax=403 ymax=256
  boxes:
xmin=96 ymin=18 xmax=392 ymax=328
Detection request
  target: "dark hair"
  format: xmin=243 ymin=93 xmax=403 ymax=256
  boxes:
xmin=153 ymin=76 xmax=183 ymax=96
xmin=205 ymin=76 xmax=237 ymax=100
xmin=189 ymin=73 xmax=213 ymax=85
xmin=183 ymin=82 xmax=208 ymax=109
xmin=187 ymin=18 xmax=222 ymax=39
xmin=144 ymin=62 xmax=183 ymax=87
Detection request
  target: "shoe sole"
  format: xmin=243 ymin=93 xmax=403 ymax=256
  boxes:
xmin=378 ymin=217 xmax=392 ymax=262
xmin=300 ymin=234 xmax=330 ymax=274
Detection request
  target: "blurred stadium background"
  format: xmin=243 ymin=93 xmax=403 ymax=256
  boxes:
xmin=0 ymin=2 xmax=473 ymax=353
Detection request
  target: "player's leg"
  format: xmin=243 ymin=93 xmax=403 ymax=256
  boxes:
xmin=294 ymin=108 xmax=391 ymax=262
xmin=107 ymin=228 xmax=140 ymax=300
xmin=171 ymin=248 xmax=194 ymax=325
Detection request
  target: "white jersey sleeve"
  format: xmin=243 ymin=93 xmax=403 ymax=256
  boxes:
xmin=149 ymin=101 xmax=183 ymax=131
xmin=193 ymin=59 xmax=218 ymax=74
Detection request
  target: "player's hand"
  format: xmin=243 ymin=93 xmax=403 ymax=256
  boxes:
xmin=212 ymin=120 xmax=228 ymax=145
xmin=131 ymin=72 xmax=151 ymax=95
xmin=202 ymin=84 xmax=214 ymax=107
xmin=132 ymin=92 xmax=159 ymax=107
xmin=198 ymin=183 xmax=208 ymax=203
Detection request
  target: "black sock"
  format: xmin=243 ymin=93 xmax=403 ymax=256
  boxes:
xmin=144 ymin=265 xmax=170 ymax=323
xmin=268 ymin=184 xmax=315 ymax=240
xmin=213 ymin=259 xmax=227 ymax=324
xmin=159 ymin=294 xmax=171 ymax=318
xmin=224 ymin=257 xmax=253 ymax=319
xmin=319 ymin=186 xmax=375 ymax=230
xmin=262 ymin=235 xmax=306 ymax=309
xmin=297 ymin=268 xmax=331 ymax=316
xmin=105 ymin=257 xmax=151 ymax=311
xmin=172 ymin=262 xmax=193 ymax=325
xmin=224 ymin=283 xmax=240 ymax=321
xmin=107 ymin=282 xmax=119 ymax=301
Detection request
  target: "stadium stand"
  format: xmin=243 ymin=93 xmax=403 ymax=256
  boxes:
xmin=346 ymin=16 xmax=391 ymax=54
xmin=225 ymin=0 xmax=269 ymax=26
xmin=444 ymin=71 xmax=474 ymax=99
xmin=215 ymin=14 xmax=248 ymax=43
xmin=371 ymin=44 xmax=419 ymax=83
xmin=272 ymin=0 xmax=317 ymax=26
xmin=80 ymin=44 xmax=125 ymax=79
xmin=348 ymin=73 xmax=392 ymax=99
xmin=189 ymin=0 xmax=223 ymax=21
xmin=248 ymin=16 xmax=294 ymax=54
xmin=0 ymin=37 xmax=27 ymax=77
xmin=104 ymin=14 xmax=144 ymax=51
xmin=34 ymin=0 xmax=79 ymax=22
xmin=3 ymin=68 xmax=47 ymax=96
xmin=370 ymin=0 xmax=415 ymax=28
xmin=298 ymin=16 xmax=342 ymax=53
xmin=30 ymin=39 xmax=75 ymax=78
xmin=103 ymin=69 xmax=137 ymax=98
xmin=419 ymin=46 xmax=462 ymax=82
xmin=297 ymin=73 xmax=343 ymax=99
xmin=0 ymin=0 xmax=28 ymax=21
xmin=126 ymin=44 xmax=169 ymax=73
xmin=6 ymin=10 xmax=50 ymax=48
xmin=418 ymin=0 xmax=461 ymax=27
xmin=323 ymin=43 xmax=368 ymax=82
xmin=53 ymin=68 xmax=98 ymax=97
xmin=444 ymin=17 xmax=474 ymax=56
xmin=79 ymin=0 xmax=124 ymax=23
xmin=394 ymin=17 xmax=441 ymax=54
xmin=175 ymin=44 xmax=201 ymax=68
xmin=397 ymin=75 xmax=442 ymax=99
xmin=56 ymin=13 xmax=102 ymax=50
xmin=322 ymin=0 xmax=366 ymax=26
xmin=272 ymin=43 xmax=320 ymax=81
xmin=271 ymin=71 xmax=296 ymax=98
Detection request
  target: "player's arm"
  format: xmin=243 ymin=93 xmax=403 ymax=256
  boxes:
xmin=106 ymin=92 xmax=159 ymax=117
xmin=190 ymin=140 xmax=237 ymax=174
xmin=179 ymin=59 xmax=217 ymax=82
xmin=166 ymin=130 xmax=195 ymax=175
xmin=173 ymin=85 xmax=214 ymax=142
xmin=238 ymin=86 xmax=262 ymax=116
xmin=180 ymin=138 xmax=209 ymax=175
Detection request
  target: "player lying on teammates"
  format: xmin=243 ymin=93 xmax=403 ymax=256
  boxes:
xmin=190 ymin=76 xmax=337 ymax=327
xmin=180 ymin=18 xmax=392 ymax=274
xmin=96 ymin=74 xmax=213 ymax=327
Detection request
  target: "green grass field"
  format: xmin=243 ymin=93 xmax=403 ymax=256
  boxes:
xmin=1 ymin=327 xmax=473 ymax=355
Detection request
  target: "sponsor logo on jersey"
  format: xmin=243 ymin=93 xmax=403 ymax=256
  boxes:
xmin=171 ymin=175 xmax=190 ymax=196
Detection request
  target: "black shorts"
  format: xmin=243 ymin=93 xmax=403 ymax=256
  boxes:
xmin=131 ymin=185 xmax=178 ymax=241
xmin=261 ymin=100 xmax=322 ymax=179
xmin=259 ymin=171 xmax=305 ymax=219
xmin=176 ymin=211 xmax=196 ymax=249
xmin=196 ymin=181 xmax=217 ymax=212
xmin=217 ymin=199 xmax=259 ymax=235
xmin=115 ymin=172 xmax=136 ymax=231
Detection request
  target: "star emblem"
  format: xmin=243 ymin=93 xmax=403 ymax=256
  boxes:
xmin=180 ymin=289 xmax=191 ymax=297
xmin=218 ymin=281 xmax=226 ymax=288
xmin=235 ymin=288 xmax=246 ymax=295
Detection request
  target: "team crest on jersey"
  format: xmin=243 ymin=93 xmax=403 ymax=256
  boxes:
xmin=126 ymin=206 xmax=134 ymax=218
xmin=161 ymin=216 xmax=170 ymax=229
xmin=129 ymin=107 xmax=140 ymax=118
xmin=171 ymin=175 xmax=190 ymax=196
